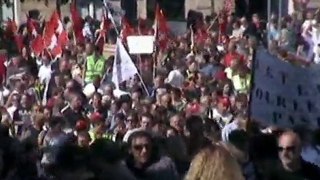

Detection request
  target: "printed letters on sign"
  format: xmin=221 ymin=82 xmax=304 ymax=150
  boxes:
xmin=251 ymin=48 xmax=320 ymax=129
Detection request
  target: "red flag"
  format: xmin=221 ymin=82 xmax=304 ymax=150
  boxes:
xmin=96 ymin=14 xmax=111 ymax=53
xmin=154 ymin=4 xmax=169 ymax=50
xmin=138 ymin=18 xmax=149 ymax=35
xmin=70 ymin=0 xmax=85 ymax=44
xmin=48 ymin=10 xmax=63 ymax=34
xmin=58 ymin=30 xmax=69 ymax=49
xmin=42 ymin=10 xmax=64 ymax=58
xmin=43 ymin=21 xmax=56 ymax=47
xmin=31 ymin=35 xmax=45 ymax=57
xmin=14 ymin=35 xmax=24 ymax=53
xmin=195 ymin=28 xmax=209 ymax=45
xmin=27 ymin=17 xmax=38 ymax=37
xmin=51 ymin=45 xmax=62 ymax=58
xmin=5 ymin=19 xmax=17 ymax=38
xmin=218 ymin=13 xmax=227 ymax=44
xmin=120 ymin=17 xmax=135 ymax=42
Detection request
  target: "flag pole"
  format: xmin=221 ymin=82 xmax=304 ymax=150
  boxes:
xmin=190 ymin=26 xmax=195 ymax=54
xmin=267 ymin=0 xmax=271 ymax=49
xmin=153 ymin=4 xmax=159 ymax=80
xmin=277 ymin=0 xmax=282 ymax=46
xmin=103 ymin=0 xmax=120 ymax=36
xmin=104 ymin=0 xmax=151 ymax=96
xmin=137 ymin=19 xmax=144 ymax=78
xmin=136 ymin=72 xmax=150 ymax=97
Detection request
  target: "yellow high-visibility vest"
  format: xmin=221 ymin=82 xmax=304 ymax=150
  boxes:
xmin=85 ymin=55 xmax=105 ymax=82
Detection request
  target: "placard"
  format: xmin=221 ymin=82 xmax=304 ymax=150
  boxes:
xmin=103 ymin=44 xmax=116 ymax=59
xmin=251 ymin=48 xmax=320 ymax=129
xmin=127 ymin=36 xmax=154 ymax=54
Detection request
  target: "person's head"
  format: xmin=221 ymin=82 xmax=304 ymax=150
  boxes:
xmin=166 ymin=127 xmax=178 ymax=138
xmin=140 ymin=113 xmax=153 ymax=131
xmin=232 ymin=21 xmax=240 ymax=29
xmin=70 ymin=93 xmax=83 ymax=111
xmin=32 ymin=113 xmax=45 ymax=130
xmin=103 ymin=84 xmax=114 ymax=97
xmin=85 ymin=43 xmax=94 ymax=55
xmin=49 ymin=116 xmax=64 ymax=132
xmin=92 ymin=75 xmax=101 ymax=88
xmin=131 ymin=89 xmax=142 ymax=102
xmin=230 ymin=58 xmax=241 ymax=69
xmin=222 ymin=82 xmax=232 ymax=96
xmin=153 ymin=75 xmax=164 ymax=88
xmin=200 ymin=95 xmax=211 ymax=108
xmin=252 ymin=14 xmax=260 ymax=23
xmin=15 ymin=81 xmax=26 ymax=93
xmin=160 ymin=93 xmax=171 ymax=108
xmin=170 ymin=87 xmax=182 ymax=101
xmin=42 ymin=52 xmax=51 ymax=65
xmin=59 ymin=59 xmax=70 ymax=73
xmin=43 ymin=106 xmax=52 ymax=120
xmin=234 ymin=93 xmax=248 ymax=111
xmin=185 ymin=144 xmax=245 ymax=180
xmin=278 ymin=131 xmax=302 ymax=171
xmin=240 ymin=17 xmax=248 ymax=27
xmin=186 ymin=115 xmax=204 ymax=136
xmin=11 ymin=94 xmax=21 ymax=107
xmin=127 ymin=112 xmax=139 ymax=130
xmin=217 ymin=97 xmax=230 ymax=113
xmin=21 ymin=94 xmax=31 ymax=108
xmin=306 ymin=11 xmax=314 ymax=20
xmin=77 ymin=131 xmax=91 ymax=148
xmin=53 ymin=73 xmax=64 ymax=87
xmin=92 ymin=92 xmax=102 ymax=108
xmin=11 ymin=55 xmax=21 ymax=66
xmin=169 ymin=114 xmax=184 ymax=133
xmin=128 ymin=131 xmax=153 ymax=167
xmin=188 ymin=60 xmax=199 ymax=72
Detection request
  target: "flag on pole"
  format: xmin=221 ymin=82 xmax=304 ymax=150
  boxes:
xmin=70 ymin=0 xmax=85 ymax=44
xmin=154 ymin=4 xmax=169 ymax=50
xmin=112 ymin=38 xmax=138 ymax=89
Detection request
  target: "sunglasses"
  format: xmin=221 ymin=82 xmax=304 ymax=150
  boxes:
xmin=278 ymin=146 xmax=296 ymax=152
xmin=133 ymin=144 xmax=151 ymax=151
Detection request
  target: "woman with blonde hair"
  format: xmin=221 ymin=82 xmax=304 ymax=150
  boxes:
xmin=185 ymin=144 xmax=244 ymax=180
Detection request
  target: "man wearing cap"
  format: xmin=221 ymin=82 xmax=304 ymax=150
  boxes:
xmin=89 ymin=112 xmax=113 ymax=142
xmin=211 ymin=97 xmax=233 ymax=128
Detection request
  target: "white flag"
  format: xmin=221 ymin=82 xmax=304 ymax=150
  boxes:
xmin=112 ymin=38 xmax=138 ymax=88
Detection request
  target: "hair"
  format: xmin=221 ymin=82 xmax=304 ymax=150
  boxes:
xmin=127 ymin=130 xmax=152 ymax=148
xmin=186 ymin=115 xmax=203 ymax=135
xmin=171 ymin=87 xmax=182 ymax=97
xmin=185 ymin=144 xmax=245 ymax=180
xmin=92 ymin=92 xmax=102 ymax=100
xmin=140 ymin=113 xmax=153 ymax=122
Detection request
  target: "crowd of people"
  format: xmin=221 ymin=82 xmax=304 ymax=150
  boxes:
xmin=0 ymin=2 xmax=320 ymax=180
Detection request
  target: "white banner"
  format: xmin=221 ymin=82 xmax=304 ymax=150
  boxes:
xmin=127 ymin=36 xmax=154 ymax=54
xmin=251 ymin=48 xmax=320 ymax=129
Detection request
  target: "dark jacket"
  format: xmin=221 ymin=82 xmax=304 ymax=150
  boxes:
xmin=126 ymin=156 xmax=179 ymax=180
xmin=266 ymin=159 xmax=320 ymax=180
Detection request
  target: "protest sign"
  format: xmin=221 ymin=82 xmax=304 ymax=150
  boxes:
xmin=103 ymin=44 xmax=116 ymax=59
xmin=251 ymin=48 xmax=320 ymax=129
xmin=127 ymin=36 xmax=154 ymax=54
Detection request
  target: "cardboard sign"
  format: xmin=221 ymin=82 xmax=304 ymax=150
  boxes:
xmin=127 ymin=36 xmax=154 ymax=54
xmin=103 ymin=44 xmax=116 ymax=59
xmin=251 ymin=48 xmax=320 ymax=129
